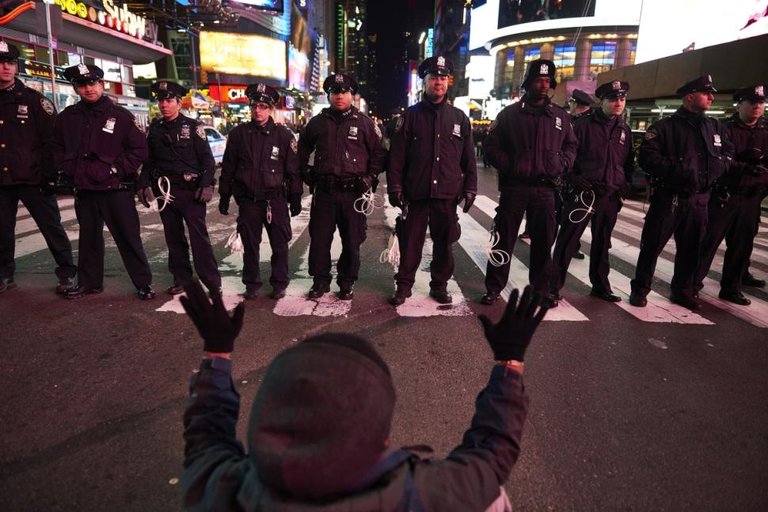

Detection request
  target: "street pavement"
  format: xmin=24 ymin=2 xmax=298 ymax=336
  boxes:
xmin=1 ymin=166 xmax=767 ymax=511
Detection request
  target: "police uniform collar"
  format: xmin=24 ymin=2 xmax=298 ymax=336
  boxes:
xmin=79 ymin=94 xmax=110 ymax=110
xmin=251 ymin=116 xmax=275 ymax=131
xmin=0 ymin=78 xmax=20 ymax=93
xmin=521 ymin=95 xmax=552 ymax=114
xmin=675 ymin=105 xmax=706 ymax=121
xmin=731 ymin=112 xmax=766 ymax=129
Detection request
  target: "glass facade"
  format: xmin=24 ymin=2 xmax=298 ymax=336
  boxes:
xmin=553 ymin=43 xmax=576 ymax=81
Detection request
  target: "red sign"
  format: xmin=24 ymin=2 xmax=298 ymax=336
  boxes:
xmin=208 ymin=85 xmax=249 ymax=103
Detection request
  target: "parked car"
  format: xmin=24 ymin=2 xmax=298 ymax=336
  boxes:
xmin=204 ymin=126 xmax=227 ymax=166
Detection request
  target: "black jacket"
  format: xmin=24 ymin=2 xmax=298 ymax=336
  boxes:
xmin=570 ymin=110 xmax=634 ymax=191
xmin=720 ymin=114 xmax=768 ymax=190
xmin=387 ymin=98 xmax=477 ymax=200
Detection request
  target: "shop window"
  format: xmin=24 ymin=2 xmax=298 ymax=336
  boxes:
xmin=552 ymin=43 xmax=576 ymax=81
xmin=589 ymin=41 xmax=617 ymax=78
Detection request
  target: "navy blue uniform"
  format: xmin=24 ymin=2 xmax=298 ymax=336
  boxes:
xmin=140 ymin=114 xmax=221 ymax=293
xmin=387 ymin=98 xmax=477 ymax=293
xmin=0 ymin=79 xmax=75 ymax=289
xmin=483 ymin=97 xmax=578 ymax=295
xmin=631 ymin=108 xmax=733 ymax=301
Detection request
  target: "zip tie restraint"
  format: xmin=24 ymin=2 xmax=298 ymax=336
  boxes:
xmin=486 ymin=224 xmax=511 ymax=267
xmin=568 ymin=190 xmax=596 ymax=224
xmin=225 ymin=229 xmax=244 ymax=254
xmin=150 ymin=176 xmax=174 ymax=213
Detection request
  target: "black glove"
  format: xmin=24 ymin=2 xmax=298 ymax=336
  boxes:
xmin=219 ymin=194 xmax=231 ymax=215
xmin=462 ymin=191 xmax=476 ymax=213
xmin=388 ymin=191 xmax=404 ymax=208
xmin=195 ymin=185 xmax=214 ymax=203
xmin=40 ymin=179 xmax=56 ymax=196
xmin=478 ymin=286 xmax=549 ymax=362
xmin=739 ymin=147 xmax=764 ymax=165
xmin=180 ymin=279 xmax=245 ymax=354
xmin=566 ymin=173 xmax=592 ymax=192
xmin=289 ymin=193 xmax=302 ymax=217
xmin=137 ymin=187 xmax=155 ymax=208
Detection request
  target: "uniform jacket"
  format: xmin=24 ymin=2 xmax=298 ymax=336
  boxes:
xmin=570 ymin=110 xmax=634 ymax=191
xmin=182 ymin=359 xmax=528 ymax=511
xmin=720 ymin=114 xmax=768 ymax=190
xmin=387 ymin=98 xmax=477 ymax=201
xmin=298 ymin=106 xmax=386 ymax=178
xmin=484 ymin=96 xmax=578 ymax=190
xmin=219 ymin=118 xmax=301 ymax=201
xmin=0 ymin=79 xmax=57 ymax=186
xmin=51 ymin=95 xmax=148 ymax=191
xmin=639 ymin=107 xmax=733 ymax=195
xmin=139 ymin=114 xmax=216 ymax=188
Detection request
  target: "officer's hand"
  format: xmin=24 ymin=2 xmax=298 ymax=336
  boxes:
xmin=462 ymin=191 xmax=476 ymax=213
xmin=219 ymin=194 xmax=231 ymax=215
xmin=40 ymin=180 xmax=56 ymax=196
xmin=388 ymin=191 xmax=404 ymax=208
xmin=195 ymin=185 xmax=214 ymax=203
xmin=566 ymin=173 xmax=592 ymax=192
xmin=740 ymin=147 xmax=764 ymax=165
xmin=478 ymin=286 xmax=549 ymax=362
xmin=180 ymin=279 xmax=245 ymax=354
xmin=137 ymin=187 xmax=155 ymax=208
xmin=289 ymin=193 xmax=302 ymax=217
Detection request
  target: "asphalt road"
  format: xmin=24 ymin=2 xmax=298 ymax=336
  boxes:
xmin=1 ymin=166 xmax=767 ymax=511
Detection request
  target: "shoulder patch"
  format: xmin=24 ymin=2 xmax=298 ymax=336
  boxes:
xmin=290 ymin=137 xmax=298 ymax=154
xmin=40 ymin=97 xmax=55 ymax=116
xmin=196 ymin=126 xmax=206 ymax=140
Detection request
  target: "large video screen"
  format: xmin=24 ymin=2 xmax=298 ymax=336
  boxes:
xmin=226 ymin=0 xmax=284 ymax=13
xmin=498 ymin=0 xmax=595 ymax=29
xmin=200 ymin=31 xmax=286 ymax=80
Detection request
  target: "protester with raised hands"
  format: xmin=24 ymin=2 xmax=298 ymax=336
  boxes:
xmin=180 ymin=280 xmax=548 ymax=510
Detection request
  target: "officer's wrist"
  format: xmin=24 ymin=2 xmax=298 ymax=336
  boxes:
xmin=496 ymin=359 xmax=524 ymax=374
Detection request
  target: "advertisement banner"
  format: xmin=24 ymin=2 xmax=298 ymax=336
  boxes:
xmin=200 ymin=31 xmax=286 ymax=80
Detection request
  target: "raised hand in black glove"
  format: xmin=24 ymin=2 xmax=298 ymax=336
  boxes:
xmin=478 ymin=286 xmax=549 ymax=362
xmin=289 ymin=193 xmax=302 ymax=217
xmin=388 ymin=191 xmax=404 ymax=208
xmin=566 ymin=173 xmax=592 ymax=192
xmin=219 ymin=194 xmax=231 ymax=215
xmin=180 ymin=279 xmax=245 ymax=354
xmin=462 ymin=191 xmax=476 ymax=213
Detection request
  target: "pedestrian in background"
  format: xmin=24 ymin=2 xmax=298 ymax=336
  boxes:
xmin=137 ymin=80 xmax=221 ymax=297
xmin=298 ymin=73 xmax=386 ymax=301
xmin=0 ymin=41 xmax=75 ymax=295
xmin=51 ymin=64 xmax=154 ymax=300
xmin=219 ymin=83 xmax=302 ymax=300
xmin=387 ymin=55 xmax=477 ymax=306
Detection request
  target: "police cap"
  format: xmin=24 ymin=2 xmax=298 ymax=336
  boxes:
xmin=0 ymin=40 xmax=20 ymax=62
xmin=522 ymin=59 xmax=557 ymax=90
xmin=245 ymin=82 xmax=280 ymax=106
xmin=733 ymin=84 xmax=766 ymax=103
xmin=675 ymin=74 xmax=717 ymax=97
xmin=418 ymin=55 xmax=453 ymax=79
xmin=595 ymin=80 xmax=630 ymax=99
xmin=151 ymin=80 xmax=188 ymax=101
xmin=323 ymin=73 xmax=358 ymax=95
xmin=63 ymin=63 xmax=104 ymax=85
xmin=570 ymin=89 xmax=593 ymax=106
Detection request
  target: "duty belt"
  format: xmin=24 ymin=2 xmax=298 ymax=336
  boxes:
xmin=315 ymin=174 xmax=363 ymax=193
xmin=158 ymin=171 xmax=200 ymax=189
xmin=505 ymin=175 xmax=563 ymax=188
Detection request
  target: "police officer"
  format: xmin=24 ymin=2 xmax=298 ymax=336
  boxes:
xmin=481 ymin=59 xmax=578 ymax=306
xmin=568 ymin=89 xmax=594 ymax=121
xmin=51 ymin=64 xmax=154 ymax=300
xmin=387 ymin=55 xmax=477 ymax=305
xmin=298 ymin=73 xmax=386 ymax=300
xmin=0 ymin=41 xmax=76 ymax=294
xmin=695 ymin=84 xmax=768 ymax=306
xmin=629 ymin=74 xmax=733 ymax=310
xmin=219 ymin=83 xmax=301 ymax=300
xmin=550 ymin=80 xmax=634 ymax=303
xmin=137 ymin=80 xmax=221 ymax=296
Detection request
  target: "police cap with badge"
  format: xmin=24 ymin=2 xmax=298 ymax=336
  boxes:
xmin=418 ymin=55 xmax=453 ymax=79
xmin=675 ymin=74 xmax=717 ymax=96
xmin=63 ymin=63 xmax=104 ymax=85
xmin=323 ymin=73 xmax=358 ymax=95
xmin=570 ymin=89 xmax=593 ymax=106
xmin=151 ymin=80 xmax=188 ymax=101
xmin=733 ymin=84 xmax=765 ymax=103
xmin=522 ymin=59 xmax=557 ymax=90
xmin=0 ymin=40 xmax=20 ymax=62
xmin=245 ymin=82 xmax=280 ymax=106
xmin=595 ymin=80 xmax=630 ymax=100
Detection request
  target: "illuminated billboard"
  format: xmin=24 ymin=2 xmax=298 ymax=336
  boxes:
xmin=226 ymin=0 xmax=284 ymax=13
xmin=498 ymin=0 xmax=594 ymax=29
xmin=635 ymin=0 xmax=768 ymax=63
xmin=200 ymin=31 xmax=286 ymax=80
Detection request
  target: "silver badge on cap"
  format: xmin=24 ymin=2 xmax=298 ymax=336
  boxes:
xmin=335 ymin=74 xmax=344 ymax=84
xmin=756 ymin=85 xmax=764 ymax=96
xmin=78 ymin=63 xmax=89 ymax=76
xmin=159 ymin=81 xmax=168 ymax=90
xmin=0 ymin=41 xmax=8 ymax=53
xmin=540 ymin=63 xmax=549 ymax=75
xmin=437 ymin=56 xmax=445 ymax=67
xmin=257 ymin=83 xmax=265 ymax=93
xmin=612 ymin=80 xmax=621 ymax=90
xmin=705 ymin=74 xmax=712 ymax=83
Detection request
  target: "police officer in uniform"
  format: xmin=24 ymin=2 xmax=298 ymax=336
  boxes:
xmin=695 ymin=84 xmax=768 ymax=306
xmin=298 ymin=73 xmax=386 ymax=300
xmin=481 ymin=59 xmax=578 ymax=306
xmin=568 ymin=89 xmax=594 ymax=121
xmin=219 ymin=83 xmax=301 ymax=300
xmin=550 ymin=80 xmax=634 ymax=303
xmin=51 ymin=64 xmax=154 ymax=300
xmin=387 ymin=55 xmax=477 ymax=305
xmin=629 ymin=74 xmax=733 ymax=310
xmin=137 ymin=80 xmax=221 ymax=296
xmin=0 ymin=41 xmax=76 ymax=294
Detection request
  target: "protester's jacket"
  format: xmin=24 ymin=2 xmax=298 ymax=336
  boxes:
xmin=51 ymin=95 xmax=148 ymax=191
xmin=639 ymin=107 xmax=733 ymax=195
xmin=219 ymin=118 xmax=301 ymax=201
xmin=182 ymin=359 xmax=528 ymax=511
xmin=387 ymin=98 xmax=477 ymax=201
xmin=484 ymin=96 xmax=578 ymax=190
xmin=719 ymin=114 xmax=768 ymax=190
xmin=139 ymin=114 xmax=215 ymax=188
xmin=569 ymin=110 xmax=634 ymax=191
xmin=298 ymin=106 xmax=386 ymax=178
xmin=0 ymin=79 xmax=57 ymax=186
